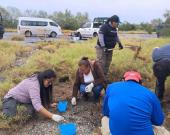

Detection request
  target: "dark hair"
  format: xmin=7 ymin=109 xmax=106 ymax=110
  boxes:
xmin=37 ymin=69 xmax=56 ymax=107
xmin=78 ymin=57 xmax=90 ymax=67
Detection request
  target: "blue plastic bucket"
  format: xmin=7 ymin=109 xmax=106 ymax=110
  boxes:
xmin=58 ymin=123 xmax=77 ymax=135
xmin=57 ymin=100 xmax=68 ymax=113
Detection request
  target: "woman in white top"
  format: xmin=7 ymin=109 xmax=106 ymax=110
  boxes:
xmin=71 ymin=57 xmax=106 ymax=105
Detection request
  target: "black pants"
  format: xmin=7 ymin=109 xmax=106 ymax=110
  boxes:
xmin=2 ymin=97 xmax=35 ymax=117
xmin=153 ymin=60 xmax=170 ymax=100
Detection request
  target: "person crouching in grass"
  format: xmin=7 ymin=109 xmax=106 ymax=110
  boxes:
xmin=71 ymin=57 xmax=106 ymax=106
xmin=2 ymin=69 xmax=64 ymax=122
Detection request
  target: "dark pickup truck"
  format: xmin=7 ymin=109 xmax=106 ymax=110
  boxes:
xmin=0 ymin=13 xmax=4 ymax=39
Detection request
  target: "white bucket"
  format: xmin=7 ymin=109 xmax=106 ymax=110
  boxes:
xmin=72 ymin=36 xmax=80 ymax=41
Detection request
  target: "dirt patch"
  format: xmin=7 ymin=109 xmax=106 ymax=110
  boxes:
xmin=1 ymin=82 xmax=170 ymax=135
xmin=15 ymin=82 xmax=102 ymax=135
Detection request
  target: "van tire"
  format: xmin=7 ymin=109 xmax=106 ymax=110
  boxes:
xmin=93 ymin=32 xmax=98 ymax=37
xmin=25 ymin=31 xmax=32 ymax=37
xmin=50 ymin=32 xmax=57 ymax=38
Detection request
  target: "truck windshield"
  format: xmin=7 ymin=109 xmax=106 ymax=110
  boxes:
xmin=93 ymin=17 xmax=108 ymax=24
xmin=82 ymin=22 xmax=91 ymax=28
xmin=93 ymin=22 xmax=102 ymax=28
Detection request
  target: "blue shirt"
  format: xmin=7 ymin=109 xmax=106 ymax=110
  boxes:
xmin=103 ymin=81 xmax=164 ymax=135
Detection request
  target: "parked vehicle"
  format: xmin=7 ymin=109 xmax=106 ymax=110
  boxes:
xmin=0 ymin=12 xmax=5 ymax=39
xmin=17 ymin=17 xmax=62 ymax=37
xmin=75 ymin=17 xmax=108 ymax=39
xmin=75 ymin=22 xmax=100 ymax=39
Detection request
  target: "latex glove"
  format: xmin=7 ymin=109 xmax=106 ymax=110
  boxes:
xmin=118 ymin=42 xmax=123 ymax=50
xmin=85 ymin=83 xmax=94 ymax=93
xmin=71 ymin=97 xmax=76 ymax=105
xmin=52 ymin=114 xmax=64 ymax=122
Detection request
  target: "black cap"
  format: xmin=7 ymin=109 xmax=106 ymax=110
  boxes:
xmin=110 ymin=15 xmax=120 ymax=23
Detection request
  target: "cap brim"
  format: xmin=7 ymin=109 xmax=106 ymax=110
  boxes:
xmin=125 ymin=76 xmax=140 ymax=82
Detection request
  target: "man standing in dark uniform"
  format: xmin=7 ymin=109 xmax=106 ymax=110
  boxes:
xmin=96 ymin=15 xmax=123 ymax=77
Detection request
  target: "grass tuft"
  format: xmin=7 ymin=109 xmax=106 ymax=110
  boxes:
xmin=11 ymin=35 xmax=25 ymax=41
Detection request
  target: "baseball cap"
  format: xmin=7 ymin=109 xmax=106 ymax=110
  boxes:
xmin=110 ymin=15 xmax=121 ymax=23
xmin=123 ymin=71 xmax=142 ymax=82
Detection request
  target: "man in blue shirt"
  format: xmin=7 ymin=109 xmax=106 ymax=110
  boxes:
xmin=102 ymin=71 xmax=165 ymax=135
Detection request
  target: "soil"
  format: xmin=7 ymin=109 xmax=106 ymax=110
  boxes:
xmin=17 ymin=82 xmax=102 ymax=135
xmin=19 ymin=82 xmax=170 ymax=135
xmin=0 ymin=82 xmax=170 ymax=135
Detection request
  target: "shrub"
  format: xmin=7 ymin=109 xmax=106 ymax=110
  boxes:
xmin=11 ymin=35 xmax=25 ymax=41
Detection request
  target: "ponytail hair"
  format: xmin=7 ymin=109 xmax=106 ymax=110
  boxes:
xmin=78 ymin=57 xmax=90 ymax=67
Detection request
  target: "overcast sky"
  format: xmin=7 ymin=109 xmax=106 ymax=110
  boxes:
xmin=0 ymin=0 xmax=170 ymax=23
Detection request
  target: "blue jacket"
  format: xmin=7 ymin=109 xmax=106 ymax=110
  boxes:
xmin=103 ymin=81 xmax=164 ymax=135
xmin=97 ymin=23 xmax=119 ymax=49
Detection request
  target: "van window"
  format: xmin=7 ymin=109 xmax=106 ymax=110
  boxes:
xmin=82 ymin=22 xmax=91 ymax=28
xmin=21 ymin=20 xmax=48 ymax=26
xmin=49 ymin=22 xmax=58 ymax=27
xmin=21 ymin=20 xmax=31 ymax=26
xmin=37 ymin=21 xmax=48 ymax=26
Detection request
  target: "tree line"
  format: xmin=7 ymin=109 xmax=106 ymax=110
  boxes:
xmin=119 ymin=10 xmax=170 ymax=35
xmin=0 ymin=5 xmax=170 ymax=35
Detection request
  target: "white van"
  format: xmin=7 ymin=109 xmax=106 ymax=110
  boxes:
xmin=75 ymin=22 xmax=101 ymax=39
xmin=17 ymin=17 xmax=62 ymax=37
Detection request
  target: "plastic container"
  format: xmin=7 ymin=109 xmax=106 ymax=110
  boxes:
xmin=57 ymin=100 xmax=68 ymax=113
xmin=58 ymin=123 xmax=77 ymax=135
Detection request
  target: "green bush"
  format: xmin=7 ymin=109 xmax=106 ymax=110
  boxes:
xmin=160 ymin=28 xmax=170 ymax=37
xmin=11 ymin=35 xmax=25 ymax=41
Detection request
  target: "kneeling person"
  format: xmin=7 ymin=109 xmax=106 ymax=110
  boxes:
xmin=71 ymin=57 xmax=105 ymax=105
xmin=3 ymin=69 xmax=64 ymax=122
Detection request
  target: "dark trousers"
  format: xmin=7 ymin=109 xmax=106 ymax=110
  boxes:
xmin=2 ymin=97 xmax=35 ymax=117
xmin=153 ymin=60 xmax=170 ymax=100
xmin=80 ymin=84 xmax=103 ymax=102
xmin=96 ymin=47 xmax=113 ymax=76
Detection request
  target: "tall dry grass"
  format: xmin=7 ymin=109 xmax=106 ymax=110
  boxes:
xmin=0 ymin=37 xmax=170 ymax=130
